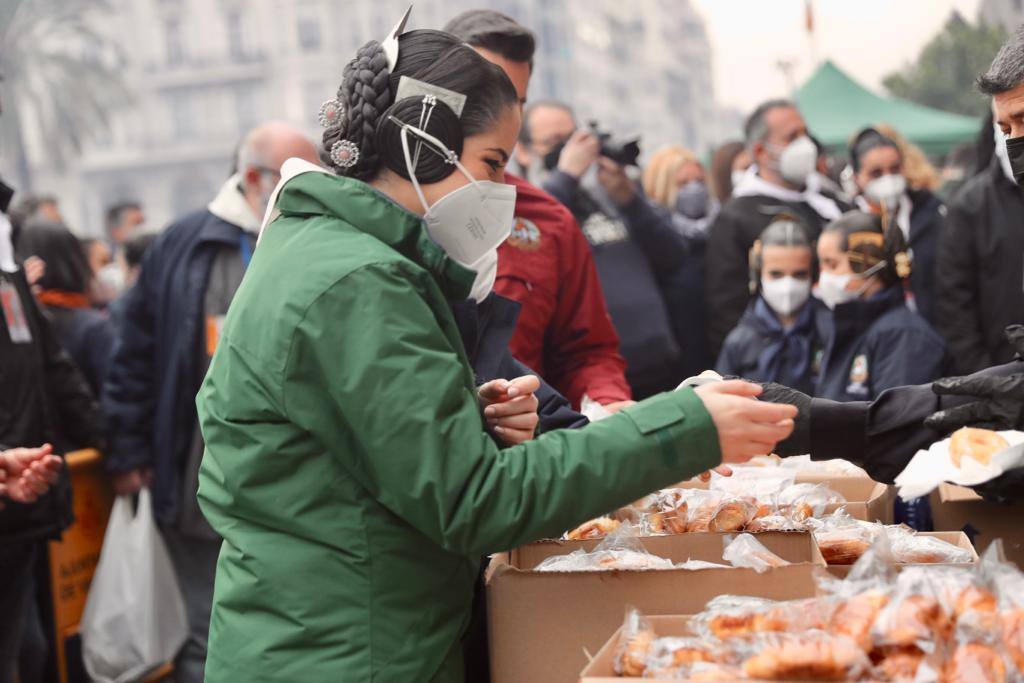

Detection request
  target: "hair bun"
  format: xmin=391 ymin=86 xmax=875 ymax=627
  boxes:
xmin=376 ymin=96 xmax=464 ymax=184
xmin=323 ymin=40 xmax=392 ymax=178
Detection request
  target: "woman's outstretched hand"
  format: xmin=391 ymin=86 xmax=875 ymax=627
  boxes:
xmin=694 ymin=381 xmax=797 ymax=464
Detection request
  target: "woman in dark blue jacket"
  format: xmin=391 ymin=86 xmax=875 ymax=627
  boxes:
xmin=716 ymin=215 xmax=830 ymax=394
xmin=15 ymin=219 xmax=115 ymax=395
xmin=848 ymin=127 xmax=946 ymax=325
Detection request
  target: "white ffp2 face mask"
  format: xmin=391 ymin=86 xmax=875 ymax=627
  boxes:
xmin=816 ymin=260 xmax=887 ymax=310
xmin=863 ymin=173 xmax=906 ymax=209
xmin=399 ymin=122 xmax=516 ymax=302
xmin=761 ymin=276 xmax=811 ymax=317
xmin=775 ymin=135 xmax=818 ymax=187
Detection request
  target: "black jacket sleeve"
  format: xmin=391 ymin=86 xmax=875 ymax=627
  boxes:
xmin=936 ymin=199 xmax=992 ymax=374
xmin=805 ymin=360 xmax=1024 ymax=485
xmin=540 ymin=170 xmax=583 ymax=211
xmin=100 ymin=253 xmax=159 ymax=473
xmin=704 ymin=209 xmax=752 ymax=358
xmin=616 ymin=196 xmax=692 ymax=277
xmin=507 ymin=357 xmax=589 ymax=433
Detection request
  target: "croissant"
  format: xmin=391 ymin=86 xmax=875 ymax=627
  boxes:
xmin=1002 ymin=609 xmax=1024 ymax=674
xmin=708 ymin=611 xmax=760 ymax=639
xmin=830 ymin=590 xmax=889 ymax=650
xmin=709 ymin=500 xmax=757 ymax=532
xmin=817 ymin=537 xmax=871 ymax=565
xmin=686 ymin=505 xmax=715 ymax=533
xmin=876 ymin=595 xmax=951 ymax=647
xmin=565 ymin=516 xmax=620 ymax=541
xmin=955 ymin=584 xmax=997 ymax=617
xmin=616 ymin=628 xmax=655 ymax=677
xmin=742 ymin=634 xmax=867 ymax=681
xmin=873 ymin=647 xmax=923 ymax=682
xmin=942 ymin=642 xmax=1007 ymax=683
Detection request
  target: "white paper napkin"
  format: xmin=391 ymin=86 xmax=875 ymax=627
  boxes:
xmin=894 ymin=430 xmax=1024 ymax=501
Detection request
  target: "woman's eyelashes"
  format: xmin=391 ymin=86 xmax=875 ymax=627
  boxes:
xmin=484 ymin=158 xmax=503 ymax=173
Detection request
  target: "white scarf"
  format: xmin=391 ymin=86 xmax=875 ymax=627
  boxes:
xmin=256 ymin=158 xmax=331 ymax=245
xmin=0 ymin=212 xmax=15 ymax=272
xmin=855 ymin=193 xmax=912 ymax=242
xmin=207 ymin=173 xmax=262 ymax=235
xmin=732 ymin=166 xmax=843 ymax=221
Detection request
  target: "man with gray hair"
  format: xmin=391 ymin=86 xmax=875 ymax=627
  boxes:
xmin=936 ymin=25 xmax=1024 ymax=374
xmin=101 ymin=121 xmax=317 ymax=682
xmin=705 ymin=99 xmax=850 ymax=358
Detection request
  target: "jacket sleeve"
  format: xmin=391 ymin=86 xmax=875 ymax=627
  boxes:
xmin=869 ymin=328 xmax=947 ymax=396
xmin=805 ymin=360 xmax=1024 ymax=484
xmin=281 ymin=264 xmax=721 ymax=556
xmin=100 ymin=254 xmax=158 ymax=473
xmin=506 ymin=357 xmax=589 ymax=433
xmin=705 ymin=209 xmax=752 ymax=359
xmin=936 ymin=200 xmax=991 ymax=373
xmin=617 ymin=196 xmax=691 ymax=277
xmin=540 ymin=170 xmax=582 ymax=209
xmin=543 ymin=210 xmax=631 ymax=408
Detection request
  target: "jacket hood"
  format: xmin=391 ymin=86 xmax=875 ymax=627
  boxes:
xmin=260 ymin=158 xmax=474 ymax=300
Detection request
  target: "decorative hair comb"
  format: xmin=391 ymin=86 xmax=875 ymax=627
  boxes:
xmin=318 ymin=99 xmax=345 ymax=129
xmin=382 ymin=6 xmax=412 ymax=72
xmin=395 ymin=76 xmax=467 ymax=117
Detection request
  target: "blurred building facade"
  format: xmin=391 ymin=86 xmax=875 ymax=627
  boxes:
xmin=980 ymin=0 xmax=1024 ymax=32
xmin=9 ymin=0 xmax=714 ymax=236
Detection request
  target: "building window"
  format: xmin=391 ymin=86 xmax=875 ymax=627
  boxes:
xmin=170 ymin=93 xmax=197 ymax=140
xmin=235 ymin=85 xmax=260 ymax=135
xmin=226 ymin=9 xmax=245 ymax=61
xmin=164 ymin=18 xmax=184 ymax=66
xmin=296 ymin=4 xmax=322 ymax=53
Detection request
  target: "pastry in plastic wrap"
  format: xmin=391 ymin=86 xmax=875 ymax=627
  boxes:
xmin=741 ymin=632 xmax=869 ymax=681
xmin=647 ymin=490 xmax=689 ymax=535
xmin=702 ymin=596 xmax=777 ymax=639
xmin=954 ymin=584 xmax=997 ymax=617
xmin=565 ymin=516 xmax=619 ymax=541
xmin=722 ymin=533 xmax=790 ymax=573
xmin=685 ymin=504 xmax=716 ymax=533
xmin=889 ymin=533 xmax=975 ymax=565
xmin=648 ymin=636 xmax=718 ymax=667
xmin=614 ymin=609 xmax=655 ymax=677
xmin=709 ymin=500 xmax=758 ymax=532
xmin=873 ymin=594 xmax=952 ymax=648
xmin=754 ymin=598 xmax=830 ymax=634
xmin=829 ymin=589 xmax=889 ymax=650
xmin=872 ymin=646 xmax=923 ymax=682
xmin=949 ymin=427 xmax=1009 ymax=468
xmin=817 ymin=534 xmax=872 ymax=565
xmin=942 ymin=642 xmax=1007 ymax=683
xmin=1001 ymin=609 xmax=1024 ymax=673
xmin=646 ymin=662 xmax=746 ymax=681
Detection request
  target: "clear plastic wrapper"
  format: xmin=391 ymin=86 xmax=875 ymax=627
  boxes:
xmin=540 ymin=523 xmax=677 ymax=572
xmin=871 ymin=646 xmax=927 ymax=682
xmin=739 ymin=630 xmax=872 ymax=681
xmin=615 ymin=607 xmax=656 ymax=677
xmin=811 ymin=512 xmax=881 ymax=565
xmin=884 ymin=526 xmax=975 ymax=565
xmin=828 ymin=589 xmax=890 ymax=650
xmin=681 ymin=490 xmax=726 ymax=533
xmin=942 ymin=642 xmax=1009 ymax=683
xmin=694 ymin=595 xmax=779 ymax=640
xmin=638 ymin=488 xmax=691 ymax=536
xmin=708 ymin=499 xmax=759 ymax=532
xmin=562 ymin=515 xmax=620 ymax=541
xmin=642 ymin=661 xmax=746 ymax=680
xmin=871 ymin=569 xmax=955 ymax=651
xmin=722 ymin=533 xmax=790 ymax=573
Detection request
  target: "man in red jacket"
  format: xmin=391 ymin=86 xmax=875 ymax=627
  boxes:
xmin=445 ymin=10 xmax=632 ymax=410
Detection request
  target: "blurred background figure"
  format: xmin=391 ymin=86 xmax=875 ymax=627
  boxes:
xmin=104 ymin=201 xmax=145 ymax=249
xmin=847 ymin=126 xmax=946 ymax=325
xmin=717 ymin=215 xmax=828 ymax=393
xmin=709 ymin=140 xmax=752 ymax=204
xmin=705 ymin=99 xmax=851 ymax=360
xmin=80 ymin=237 xmax=115 ymax=308
xmin=642 ymin=144 xmax=717 ymax=374
xmin=938 ymin=141 xmax=977 ymax=200
xmin=108 ymin=230 xmax=158 ymax=334
xmin=8 ymin=194 xmax=61 ymax=237
xmin=15 ymin=219 xmax=115 ymax=395
xmin=516 ymin=100 xmax=683 ymax=397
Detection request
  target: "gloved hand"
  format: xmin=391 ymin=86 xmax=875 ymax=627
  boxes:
xmin=971 ymin=465 xmax=1024 ymax=505
xmin=756 ymin=382 xmax=812 ymax=457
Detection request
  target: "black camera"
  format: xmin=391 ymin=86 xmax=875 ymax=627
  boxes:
xmin=588 ymin=121 xmax=641 ymax=167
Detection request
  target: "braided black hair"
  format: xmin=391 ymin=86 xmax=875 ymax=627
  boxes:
xmin=822 ymin=210 xmax=909 ymax=286
xmin=323 ymin=30 xmax=518 ymax=182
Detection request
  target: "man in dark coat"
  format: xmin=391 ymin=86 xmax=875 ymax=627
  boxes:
xmin=705 ymin=99 xmax=851 ymax=357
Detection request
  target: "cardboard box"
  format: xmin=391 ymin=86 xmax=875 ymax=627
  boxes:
xmin=930 ymin=483 xmax=1024 ymax=567
xmin=825 ymin=531 xmax=978 ymax=578
xmin=487 ymin=532 xmax=824 ymax=683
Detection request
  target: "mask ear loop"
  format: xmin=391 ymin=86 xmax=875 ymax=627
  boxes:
xmin=390 ymin=114 xmax=480 ymax=197
xmin=411 ymin=94 xmax=438 ymax=172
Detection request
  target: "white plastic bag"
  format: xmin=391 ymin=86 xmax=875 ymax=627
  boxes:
xmin=80 ymin=489 xmax=189 ymax=683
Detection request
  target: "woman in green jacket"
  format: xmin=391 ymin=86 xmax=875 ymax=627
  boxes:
xmin=195 ymin=28 xmax=796 ymax=682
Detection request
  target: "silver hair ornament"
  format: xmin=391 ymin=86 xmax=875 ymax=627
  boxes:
xmin=318 ymin=99 xmax=346 ymax=129
xmin=330 ymin=140 xmax=360 ymax=169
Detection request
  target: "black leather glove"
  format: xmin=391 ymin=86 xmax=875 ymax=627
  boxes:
xmin=757 ymin=382 xmax=812 ymax=457
xmin=924 ymin=326 xmax=1024 ymax=432
xmin=971 ymin=465 xmax=1024 ymax=505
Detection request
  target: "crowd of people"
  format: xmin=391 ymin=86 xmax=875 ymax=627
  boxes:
xmin=1 ymin=6 xmax=1024 ymax=683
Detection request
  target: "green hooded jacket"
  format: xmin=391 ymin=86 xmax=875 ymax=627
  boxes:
xmin=196 ymin=171 xmax=722 ymax=682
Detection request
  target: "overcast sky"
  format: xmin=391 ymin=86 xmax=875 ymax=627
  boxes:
xmin=691 ymin=0 xmax=985 ymax=113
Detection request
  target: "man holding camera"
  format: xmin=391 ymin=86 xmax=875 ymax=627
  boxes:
xmin=516 ymin=101 xmax=684 ymax=398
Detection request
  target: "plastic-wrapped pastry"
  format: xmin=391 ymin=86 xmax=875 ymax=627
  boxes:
xmin=829 ymin=589 xmax=889 ymax=650
xmin=722 ymin=533 xmax=790 ymax=573
xmin=564 ymin=516 xmax=620 ymax=541
xmin=816 ymin=534 xmax=872 ymax=565
xmin=647 ymin=636 xmax=718 ymax=668
xmin=753 ymin=598 xmax=830 ymax=634
xmin=872 ymin=646 xmax=923 ymax=682
xmin=873 ymin=594 xmax=951 ymax=648
xmin=942 ymin=642 xmax=1007 ymax=683
xmin=701 ymin=596 xmax=777 ymax=639
xmin=646 ymin=489 xmax=689 ymax=535
xmin=955 ymin=584 xmax=997 ymax=617
xmin=889 ymin=533 xmax=975 ymax=565
xmin=709 ymin=500 xmax=758 ymax=532
xmin=614 ymin=608 xmax=655 ymax=677
xmin=741 ymin=632 xmax=869 ymax=681
xmin=645 ymin=662 xmax=746 ymax=681
xmin=1001 ymin=609 xmax=1024 ymax=674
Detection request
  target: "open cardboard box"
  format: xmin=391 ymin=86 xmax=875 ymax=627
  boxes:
xmin=579 ymin=615 xmax=692 ymax=682
xmin=676 ymin=475 xmax=893 ymax=524
xmin=487 ymin=532 xmax=825 ymax=683
xmin=930 ymin=483 xmax=1024 ymax=568
xmin=825 ymin=530 xmax=978 ymax=578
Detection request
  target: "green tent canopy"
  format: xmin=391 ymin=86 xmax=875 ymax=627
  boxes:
xmin=795 ymin=60 xmax=982 ymax=158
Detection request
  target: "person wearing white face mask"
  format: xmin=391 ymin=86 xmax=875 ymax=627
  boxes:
xmin=849 ymin=126 xmax=946 ymax=325
xmin=717 ymin=216 xmax=830 ymax=394
xmin=706 ymin=99 xmax=852 ymax=360
xmin=815 ymin=211 xmax=946 ymax=404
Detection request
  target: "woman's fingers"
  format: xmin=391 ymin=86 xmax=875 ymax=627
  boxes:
xmin=488 ymin=412 xmax=539 ymax=431
xmin=505 ymin=374 xmax=541 ymax=398
xmin=484 ymin=394 xmax=539 ymax=418
xmin=478 ymin=379 xmax=511 ymax=402
xmin=697 ymin=380 xmax=763 ymax=399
